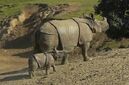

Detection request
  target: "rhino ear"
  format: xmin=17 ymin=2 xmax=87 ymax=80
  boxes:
xmin=89 ymin=13 xmax=95 ymax=21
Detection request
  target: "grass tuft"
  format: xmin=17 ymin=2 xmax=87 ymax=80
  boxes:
xmin=0 ymin=0 xmax=98 ymax=21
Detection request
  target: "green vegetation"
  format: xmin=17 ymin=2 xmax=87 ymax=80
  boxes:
xmin=0 ymin=0 xmax=98 ymax=20
xmin=99 ymin=39 xmax=129 ymax=50
xmin=95 ymin=0 xmax=129 ymax=38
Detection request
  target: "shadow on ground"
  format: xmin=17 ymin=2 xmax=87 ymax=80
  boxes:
xmin=13 ymin=50 xmax=33 ymax=58
xmin=0 ymin=68 xmax=29 ymax=81
xmin=3 ymin=34 xmax=32 ymax=49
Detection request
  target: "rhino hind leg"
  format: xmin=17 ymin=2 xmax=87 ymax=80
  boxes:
xmin=45 ymin=65 xmax=52 ymax=75
xmin=45 ymin=67 xmax=48 ymax=75
xmin=33 ymin=43 xmax=42 ymax=53
xmin=28 ymin=56 xmax=38 ymax=78
xmin=28 ymin=56 xmax=33 ymax=78
xmin=52 ymin=65 xmax=56 ymax=72
xmin=61 ymin=53 xmax=68 ymax=65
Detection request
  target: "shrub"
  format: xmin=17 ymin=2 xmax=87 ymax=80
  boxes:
xmin=95 ymin=0 xmax=129 ymax=38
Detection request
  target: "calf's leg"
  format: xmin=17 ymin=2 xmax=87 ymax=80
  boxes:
xmin=28 ymin=56 xmax=38 ymax=78
xmin=52 ymin=65 xmax=56 ymax=72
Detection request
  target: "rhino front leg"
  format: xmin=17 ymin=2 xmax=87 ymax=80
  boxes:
xmin=61 ymin=53 xmax=68 ymax=65
xmin=82 ymin=42 xmax=92 ymax=61
xmin=52 ymin=65 xmax=56 ymax=72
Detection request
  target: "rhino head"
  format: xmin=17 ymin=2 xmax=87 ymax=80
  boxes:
xmin=95 ymin=17 xmax=109 ymax=32
xmin=84 ymin=13 xmax=109 ymax=33
xmin=83 ymin=13 xmax=103 ymax=33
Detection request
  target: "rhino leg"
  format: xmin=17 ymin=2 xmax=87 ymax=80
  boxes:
xmin=45 ymin=67 xmax=48 ymax=75
xmin=61 ymin=53 xmax=68 ymax=65
xmin=45 ymin=64 xmax=51 ymax=75
xmin=29 ymin=71 xmax=35 ymax=78
xmin=82 ymin=42 xmax=91 ymax=61
xmin=28 ymin=56 xmax=38 ymax=78
xmin=28 ymin=56 xmax=34 ymax=78
xmin=52 ymin=65 xmax=56 ymax=72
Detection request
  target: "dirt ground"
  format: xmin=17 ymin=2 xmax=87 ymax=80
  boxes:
xmin=0 ymin=48 xmax=129 ymax=85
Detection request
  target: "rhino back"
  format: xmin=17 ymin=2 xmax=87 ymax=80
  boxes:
xmin=50 ymin=19 xmax=79 ymax=51
xmin=45 ymin=53 xmax=55 ymax=66
xmin=34 ymin=53 xmax=46 ymax=68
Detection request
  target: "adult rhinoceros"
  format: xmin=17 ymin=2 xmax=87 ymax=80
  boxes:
xmin=33 ymin=15 xmax=109 ymax=64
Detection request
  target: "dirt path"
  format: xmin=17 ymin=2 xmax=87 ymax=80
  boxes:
xmin=0 ymin=48 xmax=129 ymax=85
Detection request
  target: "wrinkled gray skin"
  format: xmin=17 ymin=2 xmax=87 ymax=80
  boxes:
xmin=28 ymin=53 xmax=56 ymax=78
xmin=33 ymin=15 xmax=109 ymax=65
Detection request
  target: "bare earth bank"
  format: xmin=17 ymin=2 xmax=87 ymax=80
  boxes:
xmin=0 ymin=48 xmax=129 ymax=85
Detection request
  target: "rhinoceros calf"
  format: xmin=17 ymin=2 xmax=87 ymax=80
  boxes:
xmin=28 ymin=53 xmax=56 ymax=78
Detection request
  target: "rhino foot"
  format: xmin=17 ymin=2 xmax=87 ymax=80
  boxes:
xmin=61 ymin=60 xmax=68 ymax=65
xmin=84 ymin=57 xmax=93 ymax=61
xmin=29 ymin=71 xmax=35 ymax=78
